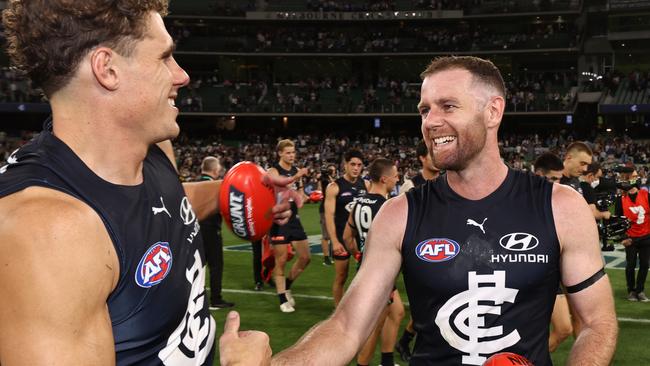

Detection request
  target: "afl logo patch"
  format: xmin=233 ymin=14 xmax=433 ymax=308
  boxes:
xmin=499 ymin=233 xmax=539 ymax=251
xmin=135 ymin=242 xmax=173 ymax=288
xmin=415 ymin=238 xmax=460 ymax=263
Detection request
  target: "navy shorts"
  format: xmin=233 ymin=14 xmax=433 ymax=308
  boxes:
xmin=269 ymin=212 xmax=307 ymax=245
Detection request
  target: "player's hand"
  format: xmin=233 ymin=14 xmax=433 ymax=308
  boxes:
xmin=219 ymin=311 xmax=271 ymax=366
xmin=296 ymin=167 xmax=309 ymax=178
xmin=603 ymin=211 xmax=611 ymax=220
xmin=332 ymin=241 xmax=348 ymax=257
xmin=622 ymin=238 xmax=633 ymax=247
xmin=263 ymin=174 xmax=303 ymax=225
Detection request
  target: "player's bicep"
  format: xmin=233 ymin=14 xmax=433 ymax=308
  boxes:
xmin=324 ymin=183 xmax=338 ymax=216
xmin=553 ymin=184 xmax=603 ymax=286
xmin=552 ymin=185 xmax=615 ymax=326
xmin=0 ymin=190 xmax=116 ymax=364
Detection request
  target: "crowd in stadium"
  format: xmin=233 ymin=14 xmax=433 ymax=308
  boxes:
xmin=196 ymin=0 xmax=571 ymax=16
xmin=3 ymin=130 xmax=648 ymax=187
xmin=0 ymin=67 xmax=43 ymax=104
xmin=583 ymin=69 xmax=650 ymax=95
xmin=0 ymin=67 xmax=584 ymax=113
xmin=170 ymin=68 xmax=577 ymax=113
xmin=169 ymin=20 xmax=575 ymax=53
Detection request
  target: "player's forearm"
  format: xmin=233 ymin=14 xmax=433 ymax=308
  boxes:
xmin=568 ymin=314 xmax=617 ymax=365
xmin=325 ymin=213 xmax=338 ymax=244
xmin=271 ymin=319 xmax=358 ymax=365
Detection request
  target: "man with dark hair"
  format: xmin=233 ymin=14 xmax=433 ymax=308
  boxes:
xmin=343 ymin=158 xmax=402 ymax=366
xmin=325 ymin=149 xmax=369 ymax=306
xmin=533 ymin=152 xmax=564 ymax=183
xmin=0 ymin=1 xmax=292 ymax=364
xmin=199 ymin=156 xmax=234 ymax=309
xmin=400 ymin=140 xmax=441 ymax=193
xmin=267 ymin=139 xmax=311 ymax=313
xmin=561 ymin=142 xmax=594 ymax=193
xmin=221 ymin=55 xmax=617 ymax=366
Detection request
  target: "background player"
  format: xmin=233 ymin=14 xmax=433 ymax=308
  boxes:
xmin=268 ymin=139 xmax=311 ymax=312
xmin=400 ymin=140 xmax=441 ymax=194
xmin=199 ymin=156 xmax=234 ymax=309
xmin=343 ymin=158 xmax=402 ymax=366
xmin=560 ymin=142 xmax=593 ymax=192
xmin=325 ymin=149 xmax=369 ymax=306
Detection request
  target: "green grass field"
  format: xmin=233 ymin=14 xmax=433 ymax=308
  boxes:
xmin=210 ymin=203 xmax=650 ymax=365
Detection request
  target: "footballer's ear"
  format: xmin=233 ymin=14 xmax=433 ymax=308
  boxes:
xmin=89 ymin=47 xmax=120 ymax=91
xmin=485 ymin=95 xmax=505 ymax=129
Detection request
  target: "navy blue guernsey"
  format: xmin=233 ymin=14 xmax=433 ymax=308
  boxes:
xmin=0 ymin=123 xmax=215 ymax=365
xmin=402 ymin=169 xmax=559 ymax=366
xmin=334 ymin=177 xmax=367 ymax=242
xmin=350 ymin=193 xmax=386 ymax=253
xmin=272 ymin=162 xmax=300 ymax=213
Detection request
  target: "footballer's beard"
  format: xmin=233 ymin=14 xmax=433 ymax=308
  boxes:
xmin=431 ymin=119 xmax=487 ymax=172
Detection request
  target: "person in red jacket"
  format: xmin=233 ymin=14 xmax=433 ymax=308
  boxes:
xmin=615 ymin=167 xmax=650 ymax=302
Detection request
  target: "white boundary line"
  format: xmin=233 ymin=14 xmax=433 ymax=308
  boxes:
xmin=222 ymin=288 xmax=333 ymax=301
xmin=617 ymin=317 xmax=650 ymax=324
xmin=220 ymin=289 xmax=650 ymax=324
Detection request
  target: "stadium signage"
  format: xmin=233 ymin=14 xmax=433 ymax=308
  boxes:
xmin=598 ymin=104 xmax=650 ymax=114
xmin=246 ymin=10 xmax=462 ymax=21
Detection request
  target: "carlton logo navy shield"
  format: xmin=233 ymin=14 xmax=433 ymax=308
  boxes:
xmin=415 ymin=238 xmax=460 ymax=262
xmin=135 ymin=242 xmax=173 ymax=288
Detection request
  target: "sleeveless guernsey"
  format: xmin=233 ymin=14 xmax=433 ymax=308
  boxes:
xmin=0 ymin=123 xmax=215 ymax=365
xmin=402 ymin=169 xmax=559 ymax=366
xmin=334 ymin=176 xmax=367 ymax=242
xmin=350 ymin=193 xmax=386 ymax=253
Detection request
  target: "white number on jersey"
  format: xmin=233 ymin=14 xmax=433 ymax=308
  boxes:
xmin=629 ymin=205 xmax=646 ymax=225
xmin=354 ymin=205 xmax=373 ymax=248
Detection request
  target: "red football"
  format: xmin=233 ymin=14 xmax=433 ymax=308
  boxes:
xmin=219 ymin=162 xmax=275 ymax=241
xmin=309 ymin=190 xmax=323 ymax=202
xmin=483 ymin=353 xmax=534 ymax=366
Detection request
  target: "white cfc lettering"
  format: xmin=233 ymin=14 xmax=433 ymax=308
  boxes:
xmin=629 ymin=206 xmax=646 ymax=225
xmin=158 ymin=250 xmax=216 ymax=365
xmin=354 ymin=205 xmax=373 ymax=247
xmin=435 ymin=271 xmax=520 ymax=365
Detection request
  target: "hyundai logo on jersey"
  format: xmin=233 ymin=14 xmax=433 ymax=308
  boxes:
xmin=499 ymin=233 xmax=540 ymax=251
xmin=415 ymin=238 xmax=460 ymax=262
xmin=135 ymin=242 xmax=173 ymax=288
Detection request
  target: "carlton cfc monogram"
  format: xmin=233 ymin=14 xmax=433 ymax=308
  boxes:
xmin=435 ymin=271 xmax=521 ymax=365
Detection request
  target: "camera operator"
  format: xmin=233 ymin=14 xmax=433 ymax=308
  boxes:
xmin=614 ymin=166 xmax=650 ymax=302
xmin=580 ymin=162 xmax=611 ymax=221
xmin=318 ymin=164 xmax=338 ymax=265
